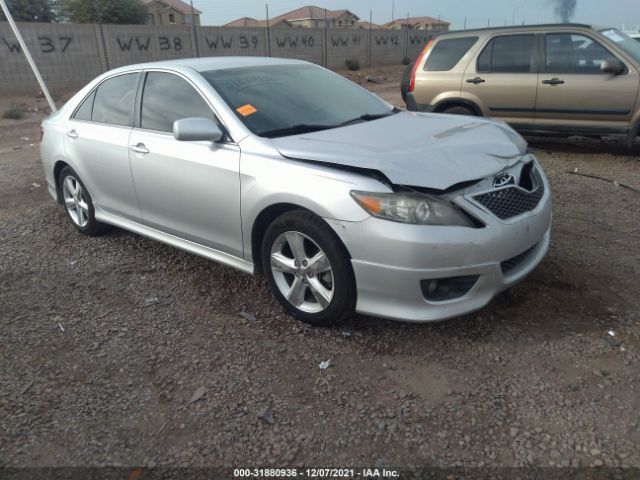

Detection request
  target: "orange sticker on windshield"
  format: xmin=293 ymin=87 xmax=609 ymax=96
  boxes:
xmin=236 ymin=104 xmax=257 ymax=116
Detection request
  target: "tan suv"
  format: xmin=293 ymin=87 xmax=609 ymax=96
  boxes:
xmin=402 ymin=24 xmax=640 ymax=145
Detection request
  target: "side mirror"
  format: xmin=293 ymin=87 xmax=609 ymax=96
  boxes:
xmin=173 ymin=117 xmax=224 ymax=142
xmin=600 ymin=58 xmax=625 ymax=75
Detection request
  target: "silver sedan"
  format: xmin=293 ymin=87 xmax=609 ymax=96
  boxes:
xmin=40 ymin=57 xmax=552 ymax=326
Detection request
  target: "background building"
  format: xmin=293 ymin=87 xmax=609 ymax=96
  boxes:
xmin=142 ymin=0 xmax=201 ymax=26
xmin=384 ymin=16 xmax=449 ymax=32
xmin=225 ymin=6 xmax=359 ymax=28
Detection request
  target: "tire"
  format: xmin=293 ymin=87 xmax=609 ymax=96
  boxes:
xmin=58 ymin=166 xmax=110 ymax=236
xmin=441 ymin=105 xmax=476 ymax=116
xmin=400 ymin=62 xmax=414 ymax=102
xmin=261 ymin=210 xmax=356 ymax=327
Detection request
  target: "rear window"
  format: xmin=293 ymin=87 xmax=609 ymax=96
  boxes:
xmin=424 ymin=37 xmax=478 ymax=71
xmin=477 ymin=34 xmax=536 ymax=73
xmin=92 ymin=73 xmax=139 ymax=127
xmin=73 ymin=90 xmax=95 ymax=121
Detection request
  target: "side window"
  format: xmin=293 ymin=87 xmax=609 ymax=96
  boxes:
xmin=92 ymin=73 xmax=139 ymax=126
xmin=477 ymin=35 xmax=536 ymax=73
xmin=140 ymin=72 xmax=214 ymax=133
xmin=424 ymin=37 xmax=478 ymax=71
xmin=545 ymin=33 xmax=619 ymax=73
xmin=73 ymin=90 xmax=96 ymax=121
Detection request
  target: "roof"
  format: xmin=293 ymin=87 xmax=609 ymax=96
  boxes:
xmin=141 ymin=0 xmax=202 ymax=15
xmin=223 ymin=17 xmax=293 ymax=28
xmin=358 ymin=21 xmax=382 ymax=29
xmin=270 ymin=5 xmax=359 ymax=23
xmin=438 ymin=22 xmax=594 ymax=36
xmin=112 ymin=56 xmax=309 ymax=74
xmin=385 ymin=16 xmax=450 ymax=27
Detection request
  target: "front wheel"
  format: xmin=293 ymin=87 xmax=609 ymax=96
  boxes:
xmin=261 ymin=210 xmax=356 ymax=327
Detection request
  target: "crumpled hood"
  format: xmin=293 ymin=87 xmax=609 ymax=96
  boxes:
xmin=271 ymin=111 xmax=527 ymax=190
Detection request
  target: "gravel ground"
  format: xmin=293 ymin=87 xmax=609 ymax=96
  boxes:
xmin=1 ymin=66 xmax=640 ymax=471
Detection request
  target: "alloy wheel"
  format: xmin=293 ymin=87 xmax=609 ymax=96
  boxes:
xmin=270 ymin=231 xmax=334 ymax=313
xmin=62 ymin=175 xmax=89 ymax=228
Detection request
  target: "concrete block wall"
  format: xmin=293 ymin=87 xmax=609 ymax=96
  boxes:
xmin=269 ymin=28 xmax=324 ymax=65
xmin=0 ymin=22 xmax=104 ymax=92
xmin=326 ymin=29 xmax=368 ymax=68
xmin=101 ymin=25 xmax=195 ymax=68
xmin=0 ymin=23 xmax=433 ymax=93
xmin=197 ymin=27 xmax=268 ymax=57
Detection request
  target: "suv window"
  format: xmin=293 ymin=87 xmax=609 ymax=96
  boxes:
xmin=477 ymin=34 xmax=536 ymax=73
xmin=546 ymin=33 xmax=618 ymax=73
xmin=92 ymin=73 xmax=139 ymax=126
xmin=424 ymin=37 xmax=478 ymax=71
xmin=140 ymin=72 xmax=214 ymax=133
xmin=73 ymin=90 xmax=96 ymax=121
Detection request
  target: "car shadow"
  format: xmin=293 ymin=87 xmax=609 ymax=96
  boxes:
xmin=527 ymin=136 xmax=640 ymax=156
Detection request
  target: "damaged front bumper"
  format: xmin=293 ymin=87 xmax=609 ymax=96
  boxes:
xmin=325 ymin=164 xmax=552 ymax=322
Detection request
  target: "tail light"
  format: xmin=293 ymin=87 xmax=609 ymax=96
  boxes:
xmin=39 ymin=126 xmax=44 ymax=142
xmin=409 ymin=39 xmax=434 ymax=93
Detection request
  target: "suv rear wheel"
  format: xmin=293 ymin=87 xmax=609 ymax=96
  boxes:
xmin=442 ymin=105 xmax=476 ymax=116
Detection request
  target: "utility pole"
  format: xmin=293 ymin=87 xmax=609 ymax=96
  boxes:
xmin=323 ymin=8 xmax=327 ymax=67
xmin=190 ymin=0 xmax=200 ymax=57
xmin=265 ymin=4 xmax=271 ymax=57
xmin=0 ymin=0 xmax=56 ymax=112
xmin=464 ymin=17 xmax=467 ymax=29
xmin=368 ymin=10 xmax=372 ymax=67
xmin=391 ymin=0 xmax=395 ymax=22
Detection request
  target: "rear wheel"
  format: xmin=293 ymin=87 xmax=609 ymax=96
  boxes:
xmin=262 ymin=210 xmax=356 ymax=327
xmin=59 ymin=166 xmax=110 ymax=236
xmin=441 ymin=105 xmax=476 ymax=116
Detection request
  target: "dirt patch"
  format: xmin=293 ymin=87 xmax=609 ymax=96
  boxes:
xmin=1 ymin=64 xmax=639 ymax=469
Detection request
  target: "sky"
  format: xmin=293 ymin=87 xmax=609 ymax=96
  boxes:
xmin=191 ymin=0 xmax=640 ymax=30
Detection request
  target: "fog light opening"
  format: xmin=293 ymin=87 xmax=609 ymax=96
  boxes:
xmin=421 ymin=275 xmax=479 ymax=302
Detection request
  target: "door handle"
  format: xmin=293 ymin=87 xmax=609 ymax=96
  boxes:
xmin=66 ymin=129 xmax=78 ymax=139
xmin=541 ymin=78 xmax=565 ymax=86
xmin=129 ymin=144 xmax=149 ymax=155
xmin=466 ymin=77 xmax=486 ymax=84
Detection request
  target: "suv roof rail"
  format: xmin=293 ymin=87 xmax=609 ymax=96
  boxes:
xmin=437 ymin=23 xmax=594 ymax=36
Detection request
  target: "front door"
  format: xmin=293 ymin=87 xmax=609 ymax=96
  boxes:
xmin=535 ymin=31 xmax=640 ymax=131
xmin=128 ymin=71 xmax=243 ymax=257
xmin=462 ymin=33 xmax=539 ymax=127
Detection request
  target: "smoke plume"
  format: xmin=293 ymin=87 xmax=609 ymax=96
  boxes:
xmin=554 ymin=0 xmax=577 ymax=22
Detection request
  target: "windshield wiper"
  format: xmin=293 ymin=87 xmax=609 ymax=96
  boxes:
xmin=260 ymin=123 xmax=336 ymax=138
xmin=338 ymin=107 xmax=401 ymax=127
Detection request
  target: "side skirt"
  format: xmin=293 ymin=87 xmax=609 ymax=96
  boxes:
xmin=95 ymin=209 xmax=255 ymax=275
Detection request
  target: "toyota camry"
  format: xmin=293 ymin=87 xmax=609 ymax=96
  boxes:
xmin=40 ymin=57 xmax=552 ymax=326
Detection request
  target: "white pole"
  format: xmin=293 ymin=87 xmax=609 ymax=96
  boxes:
xmin=0 ymin=0 xmax=57 ymax=112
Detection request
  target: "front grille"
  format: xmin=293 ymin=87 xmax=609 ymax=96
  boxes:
xmin=501 ymin=245 xmax=536 ymax=274
xmin=473 ymin=167 xmax=544 ymax=220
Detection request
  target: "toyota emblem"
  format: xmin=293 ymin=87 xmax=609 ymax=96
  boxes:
xmin=493 ymin=172 xmax=516 ymax=188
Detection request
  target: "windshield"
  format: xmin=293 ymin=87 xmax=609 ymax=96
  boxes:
xmin=202 ymin=64 xmax=394 ymax=138
xmin=600 ymin=29 xmax=640 ymax=63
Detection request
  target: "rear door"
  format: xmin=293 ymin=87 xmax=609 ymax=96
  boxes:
xmin=64 ymin=72 xmax=141 ymax=221
xmin=128 ymin=71 xmax=243 ymax=257
xmin=534 ymin=31 xmax=639 ymax=131
xmin=461 ymin=34 xmax=539 ymax=126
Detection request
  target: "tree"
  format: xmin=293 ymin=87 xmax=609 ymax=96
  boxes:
xmin=0 ymin=0 xmax=59 ymax=22
xmin=59 ymin=0 xmax=147 ymax=24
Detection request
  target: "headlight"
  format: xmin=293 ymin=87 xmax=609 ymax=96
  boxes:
xmin=350 ymin=191 xmax=474 ymax=227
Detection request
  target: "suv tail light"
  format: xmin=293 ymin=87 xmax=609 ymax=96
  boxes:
xmin=39 ymin=126 xmax=44 ymax=142
xmin=409 ymin=39 xmax=434 ymax=93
